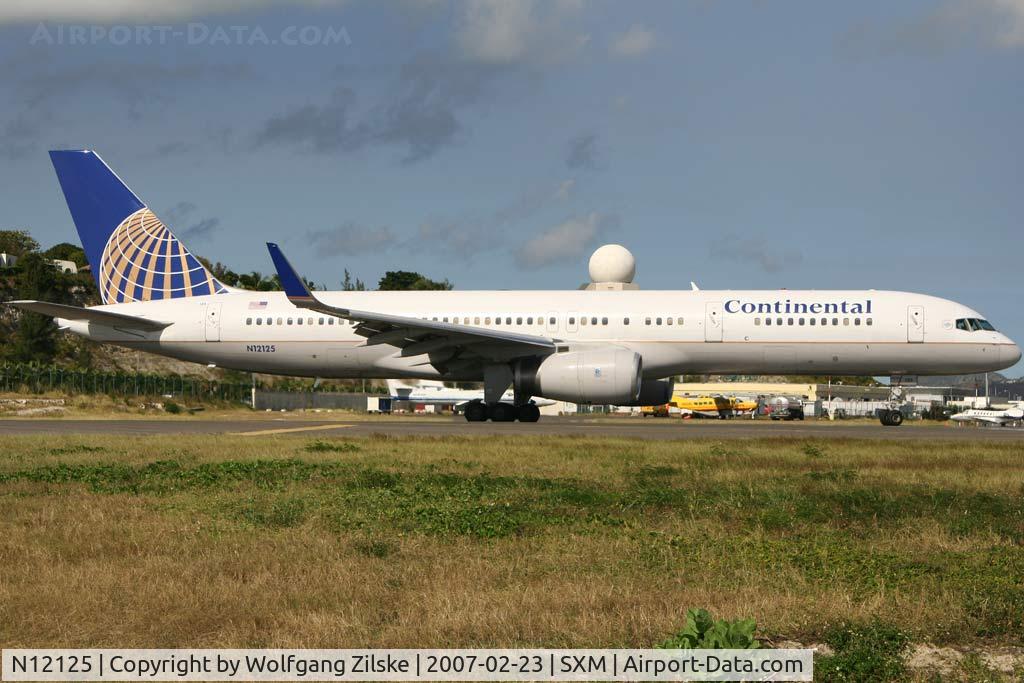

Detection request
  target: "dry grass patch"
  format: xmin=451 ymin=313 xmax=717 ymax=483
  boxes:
xmin=1 ymin=433 xmax=1022 ymax=650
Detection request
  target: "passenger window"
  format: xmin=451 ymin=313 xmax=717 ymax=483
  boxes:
xmin=832 ymin=318 xmax=838 ymax=326
xmin=318 ymin=318 xmax=324 ymax=325
xmin=581 ymin=317 xmax=588 ymax=326
xmin=667 ymin=317 xmax=673 ymax=325
xmin=656 ymin=317 xmax=663 ymax=325
xmin=495 ymin=317 xmax=501 ymax=325
xmin=820 ymin=318 xmax=827 ymax=326
xmin=645 ymin=317 xmax=651 ymax=325
xmin=754 ymin=318 xmax=761 ymax=326
xmin=256 ymin=318 xmax=262 ymax=326
xmin=602 ymin=317 xmax=608 ymax=325
xmin=809 ymin=318 xmax=816 ymax=326
xmin=624 ymin=317 xmax=630 ymax=325
xmin=569 ymin=317 xmax=576 ymax=325
xmin=765 ymin=318 xmax=772 ymax=326
xmin=777 ymin=318 xmax=783 ymax=326
xmin=287 ymin=318 xmax=293 ymax=325
xmin=246 ymin=317 xmax=252 ymax=325
xmin=866 ymin=318 xmax=873 ymax=326
xmin=677 ymin=317 xmax=684 ymax=325
xmin=788 ymin=318 xmax=794 ymax=326
xmin=506 ymin=317 xmax=512 ymax=325
xmin=799 ymin=318 xmax=805 ymax=326
xmin=475 ymin=317 xmax=481 ymax=325
xmin=591 ymin=317 xmax=598 ymax=325
xmin=527 ymin=317 xmax=533 ymax=325
xmin=517 ymin=317 xmax=523 ymax=325
xmin=549 ymin=317 xmax=556 ymax=325
xmin=329 ymin=318 xmax=335 ymax=325
xmin=854 ymin=318 xmax=861 ymax=326
xmin=307 ymin=318 xmax=314 ymax=325
xmin=843 ymin=318 xmax=849 ymax=326
xmin=485 ymin=317 xmax=492 ymax=325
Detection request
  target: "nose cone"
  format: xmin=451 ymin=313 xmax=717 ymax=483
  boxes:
xmin=1006 ymin=342 xmax=1022 ymax=366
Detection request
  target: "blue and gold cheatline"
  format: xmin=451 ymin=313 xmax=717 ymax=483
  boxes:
xmin=99 ymin=208 xmax=227 ymax=304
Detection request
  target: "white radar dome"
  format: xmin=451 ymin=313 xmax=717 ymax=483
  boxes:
xmin=588 ymin=244 xmax=636 ymax=284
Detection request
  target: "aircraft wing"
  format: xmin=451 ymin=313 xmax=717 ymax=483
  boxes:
xmin=266 ymin=244 xmax=557 ymax=363
xmin=8 ymin=300 xmax=172 ymax=332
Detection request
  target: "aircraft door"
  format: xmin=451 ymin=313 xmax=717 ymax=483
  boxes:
xmin=907 ymin=305 xmax=924 ymax=343
xmin=205 ymin=303 xmax=222 ymax=342
xmin=705 ymin=302 xmax=723 ymax=342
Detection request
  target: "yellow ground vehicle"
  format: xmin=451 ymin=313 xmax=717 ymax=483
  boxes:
xmin=641 ymin=403 xmax=672 ymax=417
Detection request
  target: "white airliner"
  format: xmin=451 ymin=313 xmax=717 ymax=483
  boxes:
xmin=950 ymin=403 xmax=1024 ymax=426
xmin=9 ymin=151 xmax=1021 ymax=425
xmin=385 ymin=379 xmax=555 ymax=410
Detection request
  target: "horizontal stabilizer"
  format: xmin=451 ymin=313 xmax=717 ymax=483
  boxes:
xmin=8 ymin=300 xmax=172 ymax=331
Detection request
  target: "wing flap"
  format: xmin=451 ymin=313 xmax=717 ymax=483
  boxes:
xmin=265 ymin=243 xmax=556 ymax=356
xmin=8 ymin=300 xmax=172 ymax=331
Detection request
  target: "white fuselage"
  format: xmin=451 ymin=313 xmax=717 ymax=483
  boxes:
xmin=59 ymin=288 xmax=1020 ymax=383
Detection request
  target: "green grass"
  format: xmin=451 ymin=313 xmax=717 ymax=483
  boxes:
xmin=0 ymin=433 xmax=1021 ymax=658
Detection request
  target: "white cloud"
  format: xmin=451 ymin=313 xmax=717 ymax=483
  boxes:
xmin=308 ymin=223 xmax=397 ymax=256
xmin=554 ymin=179 xmax=575 ymax=201
xmin=456 ymin=0 xmax=535 ymax=63
xmin=455 ymin=0 xmax=588 ymax=64
xmin=0 ymin=0 xmax=344 ymax=24
xmin=986 ymin=0 xmax=1024 ymax=46
xmin=516 ymin=212 xmax=617 ymax=270
xmin=610 ymin=24 xmax=656 ymax=57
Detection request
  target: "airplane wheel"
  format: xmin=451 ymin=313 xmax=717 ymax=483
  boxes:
xmin=490 ymin=402 xmax=518 ymax=422
xmin=879 ymin=410 xmax=903 ymax=426
xmin=518 ymin=404 xmax=541 ymax=423
xmin=465 ymin=401 xmax=488 ymax=422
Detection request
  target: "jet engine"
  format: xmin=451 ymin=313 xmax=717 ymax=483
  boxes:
xmin=515 ymin=348 xmax=642 ymax=404
xmin=628 ymin=378 xmax=675 ymax=407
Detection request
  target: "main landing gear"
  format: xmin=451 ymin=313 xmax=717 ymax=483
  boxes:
xmin=879 ymin=380 xmax=905 ymax=427
xmin=464 ymin=400 xmax=541 ymax=423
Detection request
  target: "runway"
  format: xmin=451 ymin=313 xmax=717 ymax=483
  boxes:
xmin=1 ymin=416 xmax=1022 ymax=440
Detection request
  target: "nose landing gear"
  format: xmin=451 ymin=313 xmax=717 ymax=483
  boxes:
xmin=879 ymin=381 xmax=906 ymax=426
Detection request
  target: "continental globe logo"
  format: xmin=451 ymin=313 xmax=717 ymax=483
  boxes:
xmin=99 ymin=208 xmax=226 ymax=304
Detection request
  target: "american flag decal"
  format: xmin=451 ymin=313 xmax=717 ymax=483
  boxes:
xmin=249 ymin=301 xmax=268 ymax=310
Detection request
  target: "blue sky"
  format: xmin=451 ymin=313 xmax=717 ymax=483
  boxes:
xmin=1 ymin=0 xmax=1021 ymax=375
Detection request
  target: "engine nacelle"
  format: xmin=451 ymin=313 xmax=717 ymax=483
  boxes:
xmin=621 ymin=378 xmax=675 ymax=407
xmin=516 ymin=348 xmax=642 ymax=404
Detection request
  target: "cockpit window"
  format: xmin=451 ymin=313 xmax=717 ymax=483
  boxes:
xmin=956 ymin=318 xmax=997 ymax=332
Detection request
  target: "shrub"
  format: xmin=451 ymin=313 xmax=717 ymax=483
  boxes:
xmin=163 ymin=400 xmax=182 ymax=414
xmin=815 ymin=620 xmax=910 ymax=682
xmin=304 ymin=440 xmax=360 ymax=453
xmin=657 ymin=608 xmax=760 ymax=649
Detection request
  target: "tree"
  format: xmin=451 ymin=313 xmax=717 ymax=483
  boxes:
xmin=43 ymin=242 xmax=87 ymax=266
xmin=378 ymin=270 xmax=453 ymax=291
xmin=0 ymin=230 xmax=40 ymax=256
xmin=342 ymin=269 xmax=365 ymax=291
xmin=7 ymin=253 xmax=63 ymax=363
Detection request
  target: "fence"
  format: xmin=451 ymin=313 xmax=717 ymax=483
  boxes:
xmin=253 ymin=391 xmax=370 ymax=412
xmin=0 ymin=364 xmax=251 ymax=402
